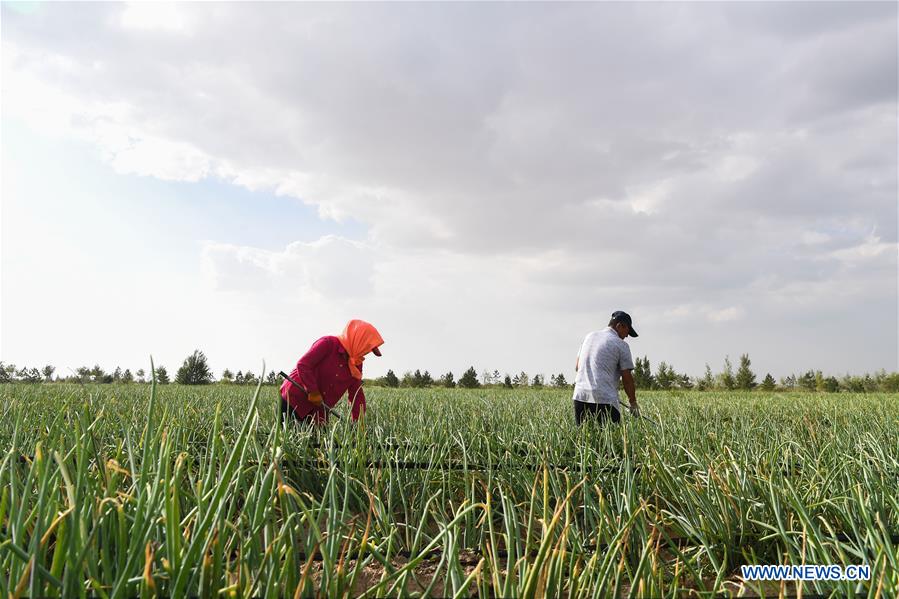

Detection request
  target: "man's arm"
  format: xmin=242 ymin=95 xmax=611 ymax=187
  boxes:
xmin=620 ymin=369 xmax=639 ymax=414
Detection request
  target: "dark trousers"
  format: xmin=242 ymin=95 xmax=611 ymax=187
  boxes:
xmin=280 ymin=392 xmax=314 ymax=425
xmin=574 ymin=401 xmax=620 ymax=425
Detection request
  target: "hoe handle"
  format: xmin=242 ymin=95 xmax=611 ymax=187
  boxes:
xmin=278 ymin=371 xmax=340 ymax=418
xmin=622 ymin=404 xmax=659 ymax=427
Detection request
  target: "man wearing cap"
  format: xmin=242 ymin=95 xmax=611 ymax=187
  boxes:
xmin=572 ymin=311 xmax=641 ymax=425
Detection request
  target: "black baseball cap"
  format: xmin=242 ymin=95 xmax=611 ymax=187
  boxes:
xmin=611 ymin=311 xmax=638 ymax=337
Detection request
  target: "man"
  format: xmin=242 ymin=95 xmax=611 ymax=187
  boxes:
xmin=280 ymin=319 xmax=384 ymax=425
xmin=573 ymin=311 xmax=641 ymax=425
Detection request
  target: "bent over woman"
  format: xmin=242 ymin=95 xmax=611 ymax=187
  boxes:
xmin=280 ymin=319 xmax=384 ymax=424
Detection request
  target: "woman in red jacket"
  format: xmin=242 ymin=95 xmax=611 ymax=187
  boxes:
xmin=280 ymin=319 xmax=384 ymax=424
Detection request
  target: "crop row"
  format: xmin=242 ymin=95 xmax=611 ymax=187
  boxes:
xmin=0 ymin=382 xmax=896 ymax=597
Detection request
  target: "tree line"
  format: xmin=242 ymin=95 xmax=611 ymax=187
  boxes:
xmin=630 ymin=354 xmax=899 ymax=393
xmin=367 ymin=368 xmax=571 ymax=389
xmin=2 ymin=351 xmax=898 ymax=393
xmin=1 ymin=351 xmax=237 ymax=386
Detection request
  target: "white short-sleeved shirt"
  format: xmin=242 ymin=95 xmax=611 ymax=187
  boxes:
xmin=572 ymin=327 xmax=635 ymax=408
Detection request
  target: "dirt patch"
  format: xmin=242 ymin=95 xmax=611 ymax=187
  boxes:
xmin=306 ymin=550 xmax=483 ymax=596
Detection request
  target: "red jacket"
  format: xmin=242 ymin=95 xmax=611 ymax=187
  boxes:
xmin=280 ymin=336 xmax=366 ymax=422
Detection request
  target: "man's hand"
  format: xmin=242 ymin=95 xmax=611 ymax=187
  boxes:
xmin=308 ymin=391 xmax=323 ymax=406
xmin=620 ymin=370 xmax=639 ymax=417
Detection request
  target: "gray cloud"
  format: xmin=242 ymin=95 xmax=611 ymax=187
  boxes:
xmin=3 ymin=1 xmax=896 ymax=374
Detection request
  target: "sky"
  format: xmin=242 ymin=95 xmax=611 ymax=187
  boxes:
xmin=2 ymin=2 xmax=897 ymax=381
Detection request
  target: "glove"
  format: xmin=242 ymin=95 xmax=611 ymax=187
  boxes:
xmin=308 ymin=391 xmax=323 ymax=406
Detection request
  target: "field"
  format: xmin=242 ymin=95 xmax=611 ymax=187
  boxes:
xmin=0 ymin=381 xmax=896 ymax=598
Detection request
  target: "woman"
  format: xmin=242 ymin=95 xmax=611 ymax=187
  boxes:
xmin=280 ymin=319 xmax=384 ymax=424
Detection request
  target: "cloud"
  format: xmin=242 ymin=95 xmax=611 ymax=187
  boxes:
xmin=202 ymin=236 xmax=375 ymax=299
xmin=106 ymin=135 xmax=212 ymax=181
xmin=3 ymin=2 xmax=896 ymax=375
xmin=118 ymin=2 xmax=196 ymax=33
xmin=708 ymin=307 xmax=745 ymax=323
xmin=829 ymin=232 xmax=896 ymax=267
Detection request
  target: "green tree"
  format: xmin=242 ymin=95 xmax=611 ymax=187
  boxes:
xmin=90 ymin=365 xmax=108 ymax=384
xmin=814 ymin=370 xmax=827 ymax=392
xmin=221 ymin=369 xmax=234 ymax=383
xmin=798 ymin=370 xmax=816 ymax=391
xmin=384 ymin=369 xmax=399 ymax=388
xmin=421 ymin=370 xmax=434 ymax=387
xmin=695 ymin=364 xmax=715 ymax=391
xmin=655 ymin=361 xmax=677 ymax=390
xmin=155 ymin=366 xmax=170 ymax=385
xmin=632 ymin=357 xmax=654 ymax=389
xmin=122 ymin=369 xmax=134 ymax=384
xmin=503 ymin=374 xmax=513 ymax=388
xmin=882 ymin=373 xmax=899 ymax=392
xmin=821 ymin=376 xmax=840 ymax=392
xmin=532 ymin=374 xmax=544 ymax=388
xmin=553 ymin=373 xmax=568 ymax=388
xmin=175 ymin=350 xmax=213 ymax=385
xmin=459 ymin=367 xmax=480 ymax=388
xmin=75 ymin=367 xmax=91 ymax=384
xmin=113 ymin=367 xmax=123 ymax=383
xmin=840 ymin=375 xmax=864 ymax=393
xmin=760 ymin=373 xmax=776 ymax=391
xmin=136 ymin=368 xmax=146 ymax=383
xmin=235 ymin=371 xmax=245 ymax=385
xmin=719 ymin=356 xmax=735 ymax=391
xmin=677 ymin=373 xmax=694 ymax=389
xmin=266 ymin=371 xmax=278 ymax=385
xmin=42 ymin=365 xmax=55 ymax=382
xmin=862 ymin=373 xmax=878 ymax=392
xmin=19 ymin=367 xmax=42 ymax=383
xmin=735 ymin=354 xmax=757 ymax=390
xmin=439 ymin=372 xmax=456 ymax=388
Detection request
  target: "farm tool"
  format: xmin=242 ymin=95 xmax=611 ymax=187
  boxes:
xmin=278 ymin=371 xmax=341 ymax=419
xmin=621 ymin=403 xmax=660 ymax=427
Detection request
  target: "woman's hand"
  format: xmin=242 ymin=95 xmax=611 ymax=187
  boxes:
xmin=308 ymin=391 xmax=323 ymax=406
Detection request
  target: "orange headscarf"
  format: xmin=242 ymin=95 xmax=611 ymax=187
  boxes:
xmin=337 ymin=319 xmax=384 ymax=379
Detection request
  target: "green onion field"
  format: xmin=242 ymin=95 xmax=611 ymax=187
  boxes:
xmin=1 ymin=381 xmax=896 ymax=597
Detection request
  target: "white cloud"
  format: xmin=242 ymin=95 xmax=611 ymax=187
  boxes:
xmin=202 ymin=236 xmax=375 ymax=299
xmin=2 ymin=2 xmax=896 ymax=376
xmin=800 ymin=231 xmax=831 ymax=245
xmin=118 ymin=2 xmax=195 ymax=33
xmin=830 ymin=233 xmax=895 ymax=265
xmin=708 ymin=307 xmax=745 ymax=323
xmin=107 ymin=135 xmax=211 ymax=181
xmin=715 ymin=154 xmax=759 ymax=183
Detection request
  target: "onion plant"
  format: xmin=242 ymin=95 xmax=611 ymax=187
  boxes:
xmin=0 ymin=380 xmax=895 ymax=597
